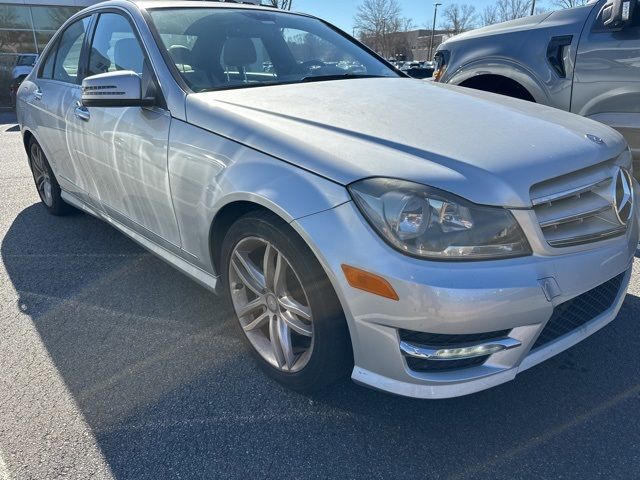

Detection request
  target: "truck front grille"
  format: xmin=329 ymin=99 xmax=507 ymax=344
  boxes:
xmin=530 ymin=160 xmax=631 ymax=247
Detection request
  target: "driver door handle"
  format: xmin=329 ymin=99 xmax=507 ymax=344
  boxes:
xmin=74 ymin=101 xmax=90 ymax=121
xmin=34 ymin=88 xmax=43 ymax=101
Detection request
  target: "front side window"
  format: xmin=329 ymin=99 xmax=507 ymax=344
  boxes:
xmin=148 ymin=8 xmax=398 ymax=92
xmin=88 ymin=13 xmax=145 ymax=77
xmin=52 ymin=17 xmax=90 ymax=84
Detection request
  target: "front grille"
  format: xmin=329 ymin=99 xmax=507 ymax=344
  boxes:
xmin=531 ymin=160 xmax=628 ymax=247
xmin=532 ymin=272 xmax=625 ymax=350
xmin=400 ymin=329 xmax=511 ymax=373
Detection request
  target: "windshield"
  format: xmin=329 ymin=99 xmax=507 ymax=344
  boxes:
xmin=17 ymin=55 xmax=37 ymax=67
xmin=148 ymin=7 xmax=399 ymax=92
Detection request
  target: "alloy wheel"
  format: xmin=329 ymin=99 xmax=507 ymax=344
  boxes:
xmin=228 ymin=237 xmax=314 ymax=372
xmin=30 ymin=143 xmax=53 ymax=207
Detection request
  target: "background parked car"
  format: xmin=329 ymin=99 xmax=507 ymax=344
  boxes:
xmin=434 ymin=0 xmax=640 ymax=177
xmin=402 ymin=66 xmax=435 ymax=79
xmin=10 ymin=54 xmax=37 ymax=108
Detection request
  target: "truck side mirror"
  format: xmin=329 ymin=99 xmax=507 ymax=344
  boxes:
xmin=602 ymin=0 xmax=636 ymax=28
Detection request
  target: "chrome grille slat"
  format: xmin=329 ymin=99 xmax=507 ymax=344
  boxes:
xmin=530 ymin=159 xmax=630 ymax=248
xmin=531 ymin=178 xmax=610 ymax=206
xmin=537 ymin=191 xmax=612 ymax=228
xmin=546 ymin=226 xmax=627 ymax=248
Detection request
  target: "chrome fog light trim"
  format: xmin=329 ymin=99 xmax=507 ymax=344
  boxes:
xmin=400 ymin=337 xmax=522 ymax=361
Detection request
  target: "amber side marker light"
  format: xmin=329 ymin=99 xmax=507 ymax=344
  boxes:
xmin=341 ymin=265 xmax=399 ymax=301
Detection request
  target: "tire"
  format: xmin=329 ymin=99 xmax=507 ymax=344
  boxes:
xmin=221 ymin=210 xmax=353 ymax=391
xmin=28 ymin=138 xmax=73 ymax=216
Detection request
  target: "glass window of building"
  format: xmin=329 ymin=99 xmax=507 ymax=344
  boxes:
xmin=0 ymin=2 xmax=86 ymax=106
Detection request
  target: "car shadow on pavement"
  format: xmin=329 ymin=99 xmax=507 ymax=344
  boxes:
xmin=2 ymin=203 xmax=640 ymax=479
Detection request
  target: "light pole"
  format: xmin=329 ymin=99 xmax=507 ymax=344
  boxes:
xmin=530 ymin=0 xmax=536 ymax=15
xmin=428 ymin=3 xmax=442 ymax=61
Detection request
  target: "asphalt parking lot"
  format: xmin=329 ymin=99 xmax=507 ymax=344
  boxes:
xmin=0 ymin=112 xmax=639 ymax=480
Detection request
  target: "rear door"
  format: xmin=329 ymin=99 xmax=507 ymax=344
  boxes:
xmin=572 ymin=2 xmax=640 ymax=173
xmin=30 ymin=15 xmax=94 ymax=202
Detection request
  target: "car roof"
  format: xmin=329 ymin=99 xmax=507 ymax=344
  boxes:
xmin=130 ymin=0 xmax=282 ymax=12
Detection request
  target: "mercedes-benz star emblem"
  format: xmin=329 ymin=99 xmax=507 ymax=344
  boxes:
xmin=613 ymin=168 xmax=634 ymax=225
xmin=586 ymin=134 xmax=605 ymax=145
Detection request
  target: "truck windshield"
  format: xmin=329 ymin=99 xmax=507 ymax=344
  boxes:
xmin=17 ymin=56 xmax=37 ymax=67
xmin=148 ymin=7 xmax=399 ymax=92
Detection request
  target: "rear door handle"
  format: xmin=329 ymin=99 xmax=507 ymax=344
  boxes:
xmin=34 ymin=88 xmax=42 ymax=101
xmin=74 ymin=102 xmax=90 ymax=121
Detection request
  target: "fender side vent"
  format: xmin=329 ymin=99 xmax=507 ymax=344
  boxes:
xmin=547 ymin=35 xmax=573 ymax=78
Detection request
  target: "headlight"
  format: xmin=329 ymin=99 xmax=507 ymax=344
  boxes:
xmin=349 ymin=178 xmax=532 ymax=260
xmin=433 ymin=50 xmax=449 ymax=82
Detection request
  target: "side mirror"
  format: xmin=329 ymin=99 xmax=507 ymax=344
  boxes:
xmin=81 ymin=70 xmax=153 ymax=108
xmin=602 ymin=0 xmax=636 ymax=28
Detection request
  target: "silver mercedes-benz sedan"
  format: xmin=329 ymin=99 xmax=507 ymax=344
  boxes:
xmin=16 ymin=0 xmax=639 ymax=399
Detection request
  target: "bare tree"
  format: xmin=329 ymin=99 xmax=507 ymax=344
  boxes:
xmin=264 ymin=0 xmax=294 ymax=10
xmin=481 ymin=4 xmax=500 ymax=25
xmin=440 ymin=4 xmax=478 ymax=34
xmin=495 ymin=0 xmax=533 ymax=21
xmin=550 ymin=0 xmax=589 ymax=8
xmin=354 ymin=0 xmax=408 ymax=58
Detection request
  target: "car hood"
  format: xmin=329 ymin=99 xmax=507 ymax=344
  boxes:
xmin=186 ymin=78 xmax=625 ymax=208
xmin=441 ymin=3 xmax=596 ymax=47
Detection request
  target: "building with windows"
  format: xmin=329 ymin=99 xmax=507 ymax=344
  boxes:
xmin=0 ymin=0 xmax=99 ymax=105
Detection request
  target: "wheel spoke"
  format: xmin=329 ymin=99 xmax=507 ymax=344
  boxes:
xmin=269 ymin=315 xmax=286 ymax=368
xmin=243 ymin=311 xmax=270 ymax=332
xmin=33 ymin=148 xmax=44 ymax=172
xmin=35 ymin=174 xmax=45 ymax=190
xmin=237 ymin=295 xmax=266 ymax=318
xmin=281 ymin=309 xmax=312 ymax=337
xmin=273 ymin=314 xmax=295 ymax=369
xmin=278 ymin=295 xmax=311 ymax=321
xmin=273 ymin=251 xmax=285 ymax=294
xmin=232 ymin=251 xmax=266 ymax=295
xmin=263 ymin=243 xmax=275 ymax=291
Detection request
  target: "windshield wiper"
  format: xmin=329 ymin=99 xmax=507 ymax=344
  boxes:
xmin=300 ymin=74 xmax=388 ymax=83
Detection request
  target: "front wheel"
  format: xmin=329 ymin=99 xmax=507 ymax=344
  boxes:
xmin=28 ymin=138 xmax=73 ymax=216
xmin=221 ymin=211 xmax=352 ymax=391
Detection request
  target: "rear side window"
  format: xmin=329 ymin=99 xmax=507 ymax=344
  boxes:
xmin=40 ymin=44 xmax=57 ymax=79
xmin=52 ymin=17 xmax=91 ymax=84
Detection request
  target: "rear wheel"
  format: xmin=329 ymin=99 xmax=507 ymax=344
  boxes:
xmin=28 ymin=138 xmax=73 ymax=216
xmin=221 ymin=211 xmax=352 ymax=391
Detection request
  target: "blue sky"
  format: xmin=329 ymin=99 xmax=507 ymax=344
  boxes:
xmin=291 ymin=0 xmax=551 ymax=33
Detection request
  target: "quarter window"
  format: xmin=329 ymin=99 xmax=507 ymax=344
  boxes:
xmin=52 ymin=17 xmax=90 ymax=84
xmin=88 ymin=13 xmax=145 ymax=77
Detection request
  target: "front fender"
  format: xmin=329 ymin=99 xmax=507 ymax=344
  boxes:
xmin=446 ymin=58 xmax=552 ymax=106
xmin=168 ymin=118 xmax=350 ymax=273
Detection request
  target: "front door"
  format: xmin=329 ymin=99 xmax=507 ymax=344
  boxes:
xmin=573 ymin=2 xmax=640 ymax=174
xmin=68 ymin=12 xmax=181 ymax=247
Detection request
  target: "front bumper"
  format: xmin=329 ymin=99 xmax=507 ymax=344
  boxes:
xmin=292 ymin=196 xmax=639 ymax=399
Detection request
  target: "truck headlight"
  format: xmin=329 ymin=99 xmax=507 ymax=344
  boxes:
xmin=433 ymin=50 xmax=449 ymax=82
xmin=349 ymin=178 xmax=532 ymax=260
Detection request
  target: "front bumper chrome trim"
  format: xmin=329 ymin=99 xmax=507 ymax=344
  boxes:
xmin=399 ymin=337 xmax=522 ymax=361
